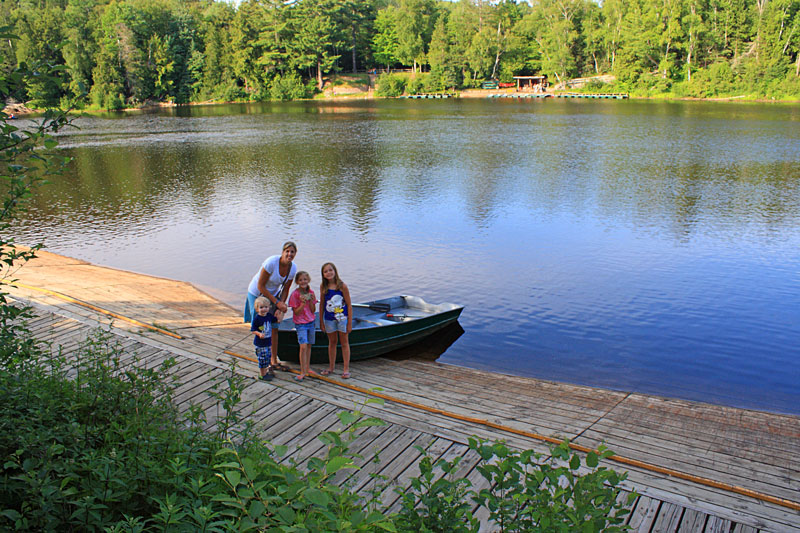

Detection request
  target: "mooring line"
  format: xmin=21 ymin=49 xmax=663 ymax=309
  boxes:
xmin=221 ymin=348 xmax=800 ymax=513
xmin=8 ymin=281 xmax=184 ymax=339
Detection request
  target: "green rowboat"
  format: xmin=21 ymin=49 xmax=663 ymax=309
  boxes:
xmin=275 ymin=295 xmax=464 ymax=363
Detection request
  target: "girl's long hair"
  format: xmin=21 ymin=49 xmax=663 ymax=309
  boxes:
xmin=320 ymin=262 xmax=343 ymax=303
xmin=295 ymin=271 xmax=310 ymax=294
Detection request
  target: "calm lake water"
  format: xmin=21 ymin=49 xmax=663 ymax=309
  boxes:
xmin=11 ymin=99 xmax=800 ymax=415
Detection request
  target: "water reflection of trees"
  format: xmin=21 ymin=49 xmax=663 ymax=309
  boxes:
xmin=16 ymin=103 xmax=800 ymax=246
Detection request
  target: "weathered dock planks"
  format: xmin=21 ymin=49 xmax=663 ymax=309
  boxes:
xmin=5 ymin=248 xmax=799 ymax=532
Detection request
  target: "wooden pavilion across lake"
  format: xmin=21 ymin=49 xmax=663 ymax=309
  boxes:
xmin=513 ymin=75 xmax=548 ymax=92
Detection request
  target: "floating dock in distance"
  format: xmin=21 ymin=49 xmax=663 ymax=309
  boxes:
xmin=487 ymin=93 xmax=551 ymax=98
xmin=554 ymin=93 xmax=628 ymax=99
xmin=486 ymin=93 xmax=628 ymax=99
xmin=400 ymin=93 xmax=454 ymax=99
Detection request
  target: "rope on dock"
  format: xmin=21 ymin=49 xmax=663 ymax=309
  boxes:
xmin=220 ymin=347 xmax=800 ymax=513
xmin=8 ymin=281 xmax=184 ymax=339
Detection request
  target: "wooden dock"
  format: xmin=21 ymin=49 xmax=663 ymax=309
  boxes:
xmin=400 ymin=93 xmax=454 ymax=99
xmin=6 ymin=249 xmax=799 ymax=532
xmin=553 ymin=93 xmax=629 ymax=99
xmin=486 ymin=93 xmax=628 ymax=99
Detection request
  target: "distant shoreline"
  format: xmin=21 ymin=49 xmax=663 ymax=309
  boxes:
xmin=5 ymin=92 xmax=797 ymax=117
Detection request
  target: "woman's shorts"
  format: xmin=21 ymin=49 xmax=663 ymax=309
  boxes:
xmin=323 ymin=318 xmax=348 ymax=333
xmin=295 ymin=321 xmax=316 ymax=345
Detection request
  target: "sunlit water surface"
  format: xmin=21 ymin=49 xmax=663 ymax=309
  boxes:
xmin=11 ymin=99 xmax=800 ymax=415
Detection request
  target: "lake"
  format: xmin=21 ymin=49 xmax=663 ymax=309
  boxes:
xmin=11 ymin=98 xmax=800 ymax=415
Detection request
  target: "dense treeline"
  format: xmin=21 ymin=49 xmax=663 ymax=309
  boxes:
xmin=3 ymin=0 xmax=799 ymax=108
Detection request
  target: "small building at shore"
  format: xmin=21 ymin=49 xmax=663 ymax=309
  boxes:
xmin=513 ymin=75 xmax=548 ymax=92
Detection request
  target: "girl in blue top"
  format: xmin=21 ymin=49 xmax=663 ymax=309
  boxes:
xmin=319 ymin=262 xmax=352 ymax=378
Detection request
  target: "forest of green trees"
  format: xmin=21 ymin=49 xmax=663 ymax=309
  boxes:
xmin=3 ymin=0 xmax=800 ymax=109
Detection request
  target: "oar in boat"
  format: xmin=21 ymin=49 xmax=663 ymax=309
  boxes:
xmin=352 ymin=302 xmax=391 ymax=313
xmin=354 ymin=317 xmax=385 ymax=326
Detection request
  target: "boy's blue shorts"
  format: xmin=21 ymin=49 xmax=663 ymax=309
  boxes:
xmin=255 ymin=346 xmax=271 ymax=369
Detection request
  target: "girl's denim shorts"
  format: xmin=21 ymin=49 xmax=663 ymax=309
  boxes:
xmin=323 ymin=318 xmax=348 ymax=333
xmin=295 ymin=321 xmax=316 ymax=345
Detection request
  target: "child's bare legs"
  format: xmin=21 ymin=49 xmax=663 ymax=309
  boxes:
xmin=324 ymin=331 xmax=338 ymax=374
xmin=304 ymin=345 xmax=317 ymax=376
xmin=270 ymin=309 xmax=288 ymax=367
xmin=339 ymin=332 xmax=351 ymax=377
xmin=270 ymin=326 xmax=280 ymax=366
xmin=300 ymin=344 xmax=313 ymax=377
xmin=295 ymin=345 xmax=305 ymax=379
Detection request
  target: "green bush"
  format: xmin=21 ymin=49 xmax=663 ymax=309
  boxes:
xmin=394 ymin=450 xmax=476 ymax=532
xmin=89 ymin=88 xmax=125 ymax=110
xmin=471 ymin=439 xmax=634 ymax=532
xmin=425 ymin=67 xmax=460 ymax=92
xmin=269 ymin=73 xmax=310 ymax=101
xmin=680 ymin=63 xmax=740 ymax=98
xmin=376 ymin=74 xmax=407 ymax=97
xmin=217 ymin=82 xmax=249 ymax=103
xmin=406 ymin=75 xmax=426 ymax=95
xmin=0 ymin=334 xmax=394 ymax=531
xmin=584 ymin=79 xmax=607 ymax=91
xmin=395 ymin=439 xmax=635 ymax=532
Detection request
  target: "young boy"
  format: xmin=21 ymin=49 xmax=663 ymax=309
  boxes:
xmin=251 ymin=296 xmax=274 ymax=381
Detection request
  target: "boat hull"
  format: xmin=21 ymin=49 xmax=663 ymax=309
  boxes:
xmin=275 ymin=296 xmax=463 ymax=364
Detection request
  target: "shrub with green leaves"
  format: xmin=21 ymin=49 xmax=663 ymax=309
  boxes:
xmin=395 ymin=439 xmax=634 ymax=533
xmin=376 ymin=74 xmax=407 ymax=97
xmin=394 ymin=449 xmax=476 ymax=532
xmin=269 ymin=73 xmax=310 ymax=101
xmin=0 ymin=331 xmax=396 ymax=532
xmin=405 ymin=75 xmax=426 ymax=95
xmin=471 ymin=439 xmax=634 ymax=532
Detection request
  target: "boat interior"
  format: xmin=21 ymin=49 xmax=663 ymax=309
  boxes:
xmin=278 ymin=295 xmax=463 ymax=331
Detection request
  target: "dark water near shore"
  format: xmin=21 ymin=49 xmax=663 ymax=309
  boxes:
xmin=11 ymin=99 xmax=800 ymax=415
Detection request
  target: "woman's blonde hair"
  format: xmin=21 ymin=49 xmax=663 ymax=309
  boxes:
xmin=282 ymin=241 xmax=297 ymax=252
xmin=320 ymin=262 xmax=343 ymax=302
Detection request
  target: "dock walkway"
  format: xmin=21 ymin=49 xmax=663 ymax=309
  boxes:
xmin=6 ymin=250 xmax=799 ymax=532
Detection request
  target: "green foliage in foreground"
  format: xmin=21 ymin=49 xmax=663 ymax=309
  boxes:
xmin=0 ymin=328 xmax=635 ymax=532
xmin=394 ymin=441 xmax=634 ymax=533
xmin=0 ymin=333 xmax=395 ymax=532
